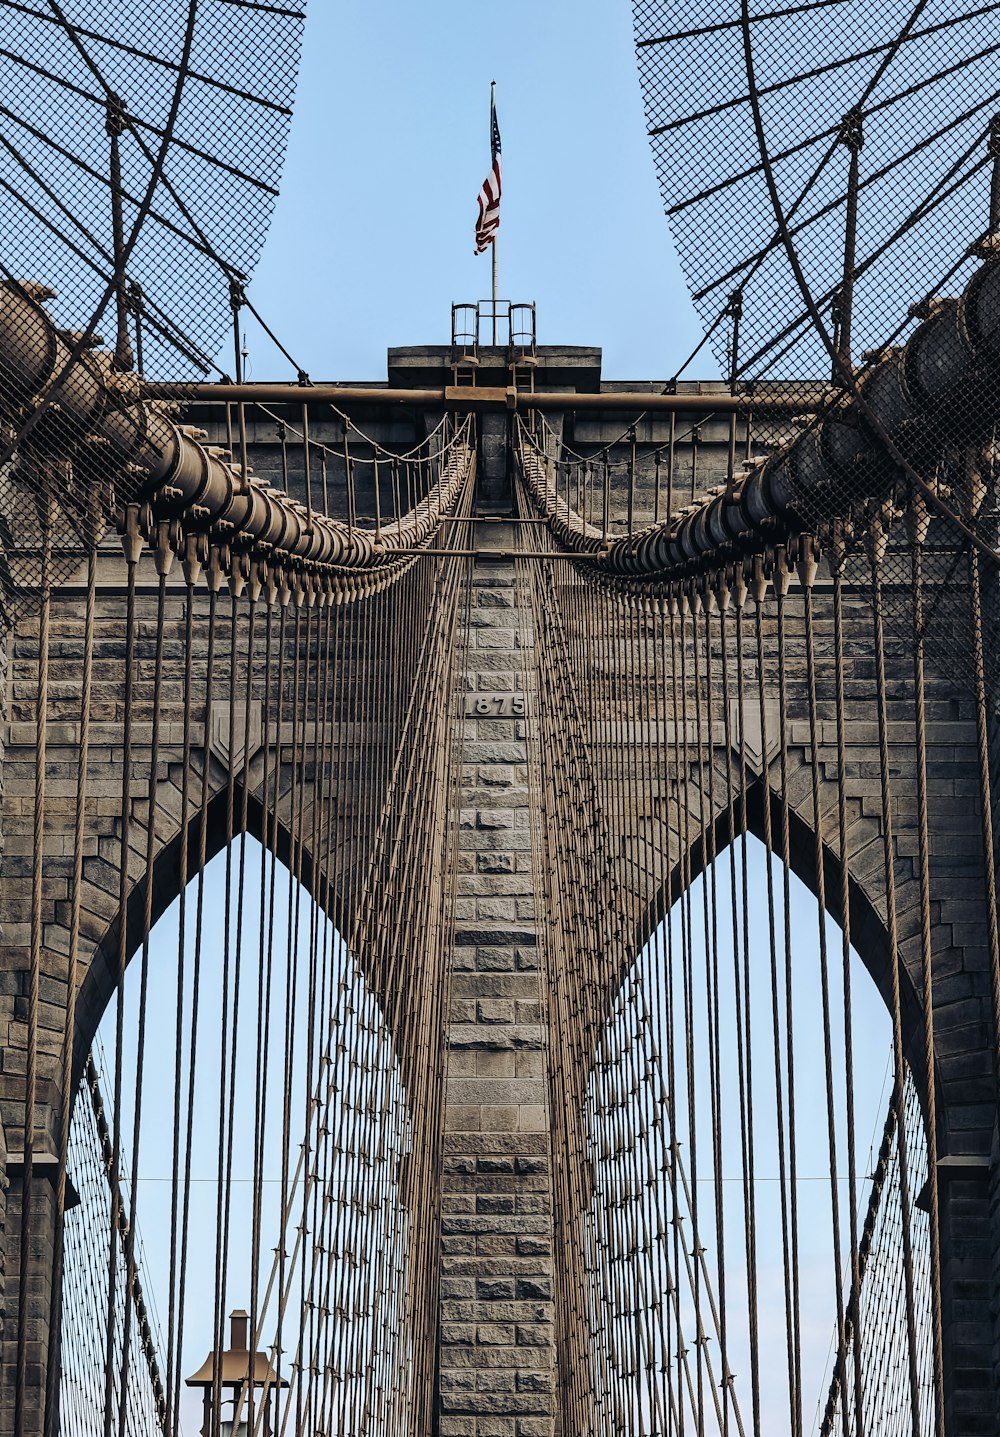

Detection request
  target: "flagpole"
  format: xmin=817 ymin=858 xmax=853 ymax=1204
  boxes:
xmin=491 ymin=80 xmax=498 ymax=345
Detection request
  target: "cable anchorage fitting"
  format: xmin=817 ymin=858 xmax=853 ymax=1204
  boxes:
xmin=838 ymin=106 xmax=864 ymax=153
xmin=989 ymin=114 xmax=1000 ymax=159
xmin=105 ymin=92 xmax=127 ymax=138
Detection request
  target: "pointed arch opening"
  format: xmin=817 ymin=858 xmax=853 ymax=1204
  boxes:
xmin=573 ymin=830 xmax=933 ymax=1437
xmin=60 ymin=834 xmax=421 ymax=1437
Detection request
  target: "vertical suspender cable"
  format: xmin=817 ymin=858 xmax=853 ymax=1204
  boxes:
xmin=44 ymin=541 xmax=96 ymax=1437
xmin=16 ymin=507 xmax=51 ymax=1437
xmin=968 ymin=545 xmax=1000 ymax=1103
xmin=869 ymin=540 xmax=923 ymax=1437
xmin=753 ymin=581 xmax=798 ymax=1430
xmin=733 ymin=579 xmax=762 ymax=1435
xmin=799 ymin=545 xmax=851 ymax=1434
xmin=908 ymin=512 xmax=946 ymax=1435
xmin=117 ymin=565 xmax=169 ymax=1433
xmin=829 ymin=530 xmax=866 ymax=1437
xmin=103 ymin=518 xmax=139 ymax=1437
xmin=775 ymin=583 xmax=803 ymax=1434
xmin=210 ymin=593 xmax=243 ymax=1436
xmin=166 ymin=567 xmax=196 ymax=1434
xmin=172 ymin=577 xmax=220 ymax=1427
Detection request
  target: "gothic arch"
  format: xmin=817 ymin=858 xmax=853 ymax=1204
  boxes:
xmin=69 ymin=781 xmax=374 ymax=1091
xmin=630 ymin=773 xmax=927 ymax=1097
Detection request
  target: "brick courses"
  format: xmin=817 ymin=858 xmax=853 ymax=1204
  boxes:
xmin=438 ymin=557 xmax=557 ymax=1437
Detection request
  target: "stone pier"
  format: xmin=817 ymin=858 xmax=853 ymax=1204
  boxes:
xmin=437 ymin=552 xmax=557 ymax=1437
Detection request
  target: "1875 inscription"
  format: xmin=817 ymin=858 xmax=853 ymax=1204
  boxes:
xmin=464 ymin=692 xmax=526 ymax=718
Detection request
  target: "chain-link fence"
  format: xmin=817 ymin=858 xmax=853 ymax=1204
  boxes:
xmin=631 ymin=1 xmax=1000 ymax=703
xmin=0 ymin=0 xmax=306 ymax=598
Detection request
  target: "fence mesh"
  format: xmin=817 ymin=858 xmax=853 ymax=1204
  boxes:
xmin=627 ymin=0 xmax=1000 ymax=703
xmin=0 ymin=0 xmax=306 ymax=600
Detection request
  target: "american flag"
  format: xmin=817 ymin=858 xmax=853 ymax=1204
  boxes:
xmin=474 ymin=93 xmax=502 ymax=255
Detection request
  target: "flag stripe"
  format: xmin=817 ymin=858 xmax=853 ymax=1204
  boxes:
xmin=474 ymin=97 xmax=502 ymax=255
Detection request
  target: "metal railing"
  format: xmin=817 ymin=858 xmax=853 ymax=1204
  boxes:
xmin=451 ymin=300 xmax=537 ymax=353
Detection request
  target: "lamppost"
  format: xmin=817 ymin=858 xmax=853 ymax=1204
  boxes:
xmin=186 ymin=1308 xmax=287 ymax=1437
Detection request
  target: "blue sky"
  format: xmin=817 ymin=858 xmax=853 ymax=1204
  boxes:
xmin=242 ymin=0 xmax=709 ymax=382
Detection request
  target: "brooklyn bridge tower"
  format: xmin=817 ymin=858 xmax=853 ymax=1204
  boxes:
xmin=1 ymin=3 xmax=1000 ymax=1435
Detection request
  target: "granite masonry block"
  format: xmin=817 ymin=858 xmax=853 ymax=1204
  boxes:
xmin=439 ymin=568 xmax=556 ymax=1435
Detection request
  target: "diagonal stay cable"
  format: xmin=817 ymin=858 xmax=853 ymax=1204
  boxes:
xmin=0 ymin=0 xmax=201 ymax=466
xmin=0 ymin=151 xmax=219 ymax=373
xmin=37 ymin=0 xmax=317 ymax=390
xmin=0 ymin=46 xmax=278 ymax=193
xmin=0 ymin=98 xmax=242 ymax=267
xmin=648 ymin=0 xmax=1000 ymax=138
xmin=736 ymin=148 xmax=989 ymax=375
xmin=638 ymin=0 xmax=848 ymax=48
xmin=651 ymin=0 xmax=936 ymax=390
xmin=692 ymin=100 xmax=999 ymax=307
xmin=682 ymin=0 xmax=931 ymax=330
xmin=0 ymin=0 xmax=293 ymax=112
xmin=668 ymin=42 xmax=1000 ymax=220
